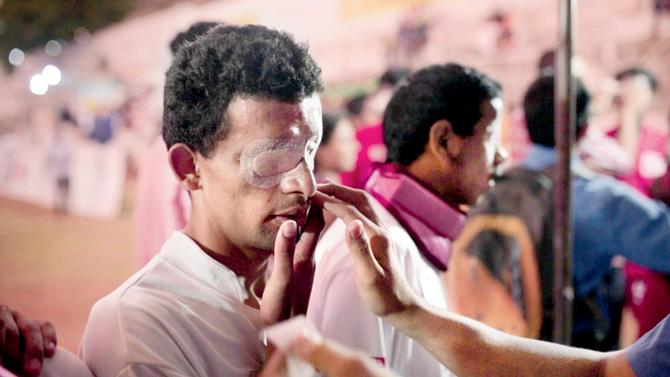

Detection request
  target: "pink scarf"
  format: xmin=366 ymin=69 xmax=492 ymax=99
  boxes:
xmin=365 ymin=164 xmax=465 ymax=271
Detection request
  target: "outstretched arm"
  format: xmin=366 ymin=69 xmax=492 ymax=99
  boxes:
xmin=313 ymin=183 xmax=635 ymax=377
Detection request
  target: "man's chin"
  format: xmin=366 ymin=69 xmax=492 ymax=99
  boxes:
xmin=256 ymin=222 xmax=283 ymax=252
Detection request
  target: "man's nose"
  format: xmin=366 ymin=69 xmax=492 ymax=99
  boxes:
xmin=279 ymin=161 xmax=317 ymax=197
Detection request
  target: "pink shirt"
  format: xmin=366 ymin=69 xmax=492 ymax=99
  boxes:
xmin=341 ymin=124 xmax=387 ymax=189
xmin=606 ymin=124 xmax=670 ymax=340
xmin=607 ymin=125 xmax=669 ymax=196
xmin=366 ymin=164 xmax=466 ymax=271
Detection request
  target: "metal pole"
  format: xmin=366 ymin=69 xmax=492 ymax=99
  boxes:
xmin=553 ymin=0 xmax=575 ymax=345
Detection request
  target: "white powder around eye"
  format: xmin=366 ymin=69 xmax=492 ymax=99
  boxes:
xmin=240 ymin=137 xmax=309 ymax=188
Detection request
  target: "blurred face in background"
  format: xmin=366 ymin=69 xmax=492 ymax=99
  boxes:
xmin=617 ymin=74 xmax=656 ymax=113
xmin=316 ymin=117 xmax=361 ymax=174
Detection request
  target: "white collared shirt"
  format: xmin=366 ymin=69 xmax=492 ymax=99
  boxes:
xmin=308 ymin=199 xmax=454 ymax=377
xmin=79 ymin=232 xmax=265 ymax=377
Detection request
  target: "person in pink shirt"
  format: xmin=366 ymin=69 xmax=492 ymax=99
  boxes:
xmin=341 ymin=68 xmax=410 ymax=188
xmin=315 ymin=112 xmax=360 ymax=184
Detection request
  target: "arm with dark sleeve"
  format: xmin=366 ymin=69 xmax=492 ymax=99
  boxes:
xmin=599 ymin=179 xmax=670 ymax=274
xmin=626 ymin=314 xmax=670 ymax=377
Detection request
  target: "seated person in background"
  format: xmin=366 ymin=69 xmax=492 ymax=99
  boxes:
xmin=314 ymin=112 xmax=360 ymax=184
xmin=308 ymin=63 xmax=506 ymax=377
xmin=449 ymin=72 xmax=670 ymax=351
xmin=80 ymin=24 xmax=325 ymax=377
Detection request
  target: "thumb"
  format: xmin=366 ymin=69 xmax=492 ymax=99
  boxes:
xmin=261 ymin=220 xmax=298 ymax=324
xmin=270 ymin=220 xmax=298 ymax=283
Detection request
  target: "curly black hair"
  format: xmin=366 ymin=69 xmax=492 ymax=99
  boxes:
xmin=163 ymin=24 xmax=323 ymax=156
xmin=383 ymin=63 xmax=501 ymax=166
xmin=523 ymin=73 xmax=590 ymax=147
xmin=169 ymin=21 xmax=220 ymax=56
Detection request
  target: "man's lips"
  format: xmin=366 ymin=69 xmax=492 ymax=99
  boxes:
xmin=268 ymin=205 xmax=309 ymax=226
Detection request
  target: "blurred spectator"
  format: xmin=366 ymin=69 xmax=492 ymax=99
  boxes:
xmin=134 ymin=21 xmax=220 ymax=266
xmin=363 ymin=68 xmax=411 ymax=127
xmin=344 ymin=93 xmax=367 ymax=129
xmin=538 ymin=49 xmax=555 ymax=73
xmin=341 ymin=68 xmax=410 ymax=189
xmin=652 ymin=0 xmax=670 ymax=38
xmin=315 ymin=112 xmax=360 ymax=184
xmin=581 ymin=68 xmax=663 ymax=183
xmin=88 ymin=108 xmax=118 ymax=144
xmin=611 ymin=68 xmax=664 ymax=193
xmin=487 ymin=9 xmax=514 ymax=51
xmin=580 ymin=67 xmax=670 ymax=346
xmin=47 ymin=110 xmax=77 ymax=214
xmin=387 ymin=6 xmax=430 ymax=67
xmin=620 ymin=109 xmax=670 ymax=346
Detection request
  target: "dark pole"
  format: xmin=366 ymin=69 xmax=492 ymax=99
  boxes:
xmin=553 ymin=0 xmax=575 ymax=345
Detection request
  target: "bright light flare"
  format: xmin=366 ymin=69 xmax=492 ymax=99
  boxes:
xmin=45 ymin=40 xmax=62 ymax=56
xmin=30 ymin=74 xmax=48 ymax=95
xmin=42 ymin=65 xmax=62 ymax=85
xmin=8 ymin=48 xmax=25 ymax=66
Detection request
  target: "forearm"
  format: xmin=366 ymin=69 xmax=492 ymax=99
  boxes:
xmin=618 ymin=111 xmax=641 ymax=164
xmin=387 ymin=301 xmax=608 ymax=377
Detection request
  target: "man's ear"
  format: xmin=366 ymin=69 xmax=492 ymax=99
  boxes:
xmin=428 ymin=119 xmax=464 ymax=162
xmin=168 ymin=143 xmax=201 ymax=191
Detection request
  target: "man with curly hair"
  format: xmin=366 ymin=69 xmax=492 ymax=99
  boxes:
xmin=80 ymin=24 xmax=325 ymax=377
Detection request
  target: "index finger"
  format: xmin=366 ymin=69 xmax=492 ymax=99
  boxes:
xmin=12 ymin=311 xmax=43 ymax=377
xmin=316 ymin=183 xmax=381 ymax=225
xmin=0 ymin=305 xmax=19 ymax=367
xmin=311 ymin=192 xmax=381 ymax=237
xmin=39 ymin=321 xmax=57 ymax=358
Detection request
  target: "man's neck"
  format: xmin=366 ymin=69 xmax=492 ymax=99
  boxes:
xmin=404 ymin=161 xmax=463 ymax=210
xmin=183 ymin=222 xmax=268 ymax=285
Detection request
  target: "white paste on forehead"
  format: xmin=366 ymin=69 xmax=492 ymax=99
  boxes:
xmin=240 ymin=137 xmax=317 ymax=188
xmin=300 ymin=94 xmax=323 ymax=144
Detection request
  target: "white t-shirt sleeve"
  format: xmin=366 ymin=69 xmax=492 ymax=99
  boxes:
xmin=81 ymin=293 xmax=199 ymax=377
